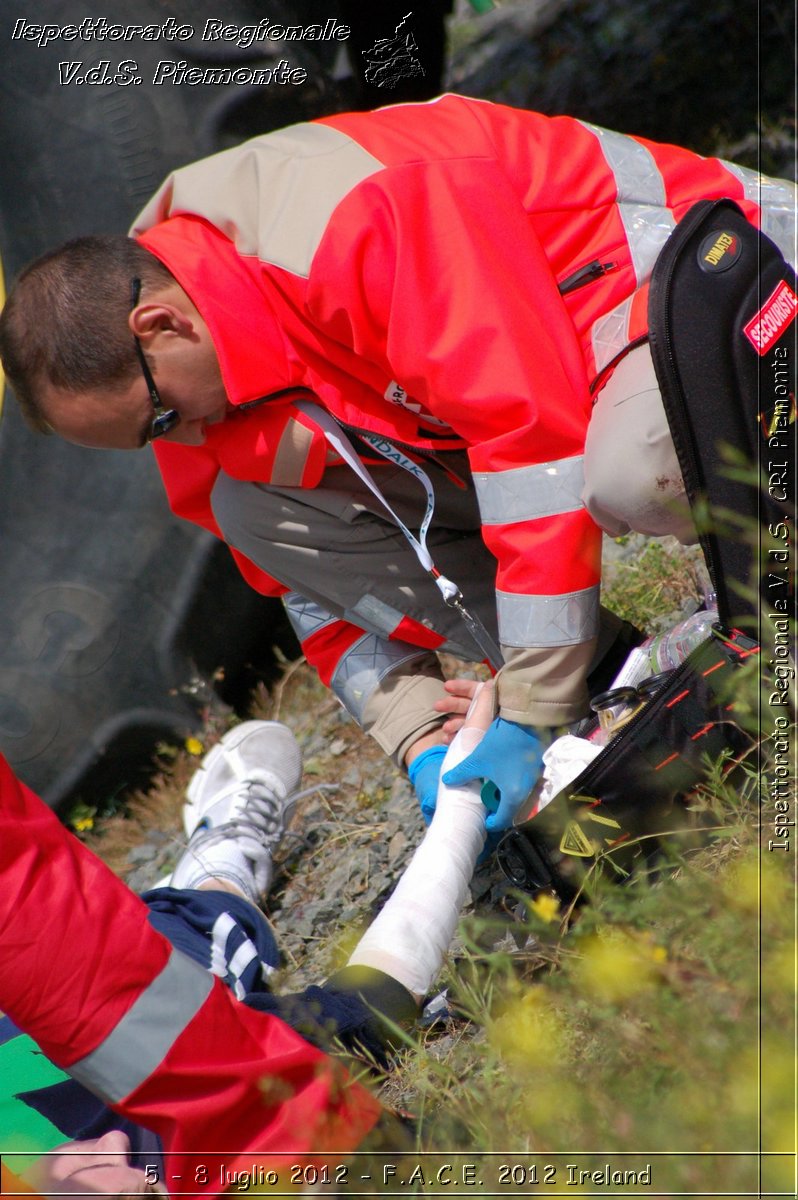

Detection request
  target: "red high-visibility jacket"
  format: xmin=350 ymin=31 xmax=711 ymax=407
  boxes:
xmin=134 ymin=95 xmax=793 ymax=729
xmin=0 ymin=755 xmax=381 ymax=1196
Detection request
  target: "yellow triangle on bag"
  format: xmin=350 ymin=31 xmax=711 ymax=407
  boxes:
xmin=559 ymin=820 xmax=596 ymax=857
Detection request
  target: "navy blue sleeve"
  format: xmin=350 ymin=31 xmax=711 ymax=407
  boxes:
xmin=244 ymin=968 xmax=416 ymax=1066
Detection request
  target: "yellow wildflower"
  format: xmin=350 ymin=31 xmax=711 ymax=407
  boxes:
xmin=530 ymin=892 xmax=561 ymax=924
xmin=574 ymin=930 xmax=660 ymax=1003
xmin=489 ymin=986 xmax=566 ymax=1069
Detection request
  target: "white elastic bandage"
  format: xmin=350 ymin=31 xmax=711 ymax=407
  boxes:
xmin=347 ymin=693 xmax=488 ymax=996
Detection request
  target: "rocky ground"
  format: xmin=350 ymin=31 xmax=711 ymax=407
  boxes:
xmin=90 ymin=533 xmax=704 ymax=1003
xmin=105 ymin=647 xmax=511 ymax=996
xmin=84 ymin=0 xmax=778 ymax=1046
xmin=39 ymin=6 xmax=789 ymax=1163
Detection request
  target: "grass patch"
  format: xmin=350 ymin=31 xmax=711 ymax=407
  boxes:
xmin=602 ymin=536 xmax=707 ymax=629
xmin=81 ymin=536 xmax=794 ymax=1192
xmin=378 ymin=830 xmax=794 ymax=1194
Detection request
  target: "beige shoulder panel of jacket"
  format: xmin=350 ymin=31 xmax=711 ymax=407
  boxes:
xmin=131 ymin=124 xmax=385 ymax=279
xmin=361 ymin=654 xmax=449 ymax=767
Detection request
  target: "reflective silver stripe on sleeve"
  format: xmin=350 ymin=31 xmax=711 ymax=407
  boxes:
xmin=719 ymin=160 xmax=797 ymax=268
xmin=591 ymin=294 xmax=634 ymax=375
xmin=346 ymin=595 xmax=404 ymax=638
xmin=282 ymin=593 xmax=338 ymax=642
xmin=473 ymin=457 xmax=585 ymax=525
xmin=68 ymin=949 xmax=213 ymax=1105
xmin=580 ymin=122 xmax=675 ymax=285
xmin=330 ymin=634 xmax=430 ymax=724
xmin=496 ymin=585 xmax=600 ymax=648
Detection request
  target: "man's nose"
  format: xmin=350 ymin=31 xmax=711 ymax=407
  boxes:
xmin=90 ymin=1130 xmax=132 ymax=1157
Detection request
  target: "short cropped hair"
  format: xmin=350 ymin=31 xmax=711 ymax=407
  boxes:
xmin=0 ymin=235 xmax=173 ymax=432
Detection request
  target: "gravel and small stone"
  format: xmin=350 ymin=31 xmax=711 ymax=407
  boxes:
xmin=99 ymin=656 xmax=513 ymax=998
xmin=92 ymin=533 xmax=702 ymax=1000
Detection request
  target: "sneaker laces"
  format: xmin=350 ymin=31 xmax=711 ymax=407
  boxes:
xmin=173 ymin=778 xmax=338 ymax=902
xmin=193 ymin=770 xmax=289 ymax=866
xmin=190 ymin=775 xmax=334 ymax=865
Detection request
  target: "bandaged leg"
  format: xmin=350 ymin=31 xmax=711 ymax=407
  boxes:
xmin=346 ymin=685 xmax=492 ymax=998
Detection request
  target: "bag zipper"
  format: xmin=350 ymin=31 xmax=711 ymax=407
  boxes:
xmin=574 ymin=624 xmax=747 ymax=790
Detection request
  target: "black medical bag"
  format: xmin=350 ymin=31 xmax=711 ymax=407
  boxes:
xmin=498 ymin=201 xmax=796 ymax=902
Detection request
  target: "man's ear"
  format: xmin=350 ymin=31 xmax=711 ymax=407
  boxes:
xmin=128 ymin=300 xmax=195 ymax=345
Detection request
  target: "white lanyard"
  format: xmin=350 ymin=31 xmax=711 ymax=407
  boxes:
xmin=294 ymin=400 xmax=504 ymax=670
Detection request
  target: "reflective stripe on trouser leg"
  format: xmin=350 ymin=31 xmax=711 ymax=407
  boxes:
xmin=285 ymin=591 xmax=418 ymax=649
xmin=496 ymin=585 xmax=600 ymax=648
xmin=282 ymin=593 xmax=339 ymax=641
xmin=472 ymin=456 xmax=585 ymax=524
xmin=68 ymin=949 xmax=213 ymax=1105
xmin=330 ymin=634 xmax=431 ymax=724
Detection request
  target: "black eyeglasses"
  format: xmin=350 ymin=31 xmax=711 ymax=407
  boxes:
xmin=130 ymin=277 xmax=180 ymax=441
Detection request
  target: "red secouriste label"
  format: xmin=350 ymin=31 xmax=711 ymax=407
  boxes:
xmin=743 ymin=280 xmax=798 ymax=355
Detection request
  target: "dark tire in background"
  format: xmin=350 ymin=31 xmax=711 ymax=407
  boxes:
xmin=0 ymin=2 xmax=449 ymax=811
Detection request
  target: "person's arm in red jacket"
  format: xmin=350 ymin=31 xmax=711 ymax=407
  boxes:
xmin=305 ymin=152 xmax=602 ymax=730
xmin=0 ymin=755 xmax=381 ymax=1195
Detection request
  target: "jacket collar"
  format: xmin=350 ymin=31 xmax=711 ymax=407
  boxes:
xmin=137 ymin=215 xmax=298 ymax=406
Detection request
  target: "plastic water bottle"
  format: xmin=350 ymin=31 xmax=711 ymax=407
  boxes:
xmin=639 ymin=608 xmax=719 ymax=673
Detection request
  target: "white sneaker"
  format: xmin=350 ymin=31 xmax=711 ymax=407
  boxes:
xmin=168 ymin=721 xmax=303 ymax=904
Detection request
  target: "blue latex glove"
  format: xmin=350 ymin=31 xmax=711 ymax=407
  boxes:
xmin=442 ymin=717 xmax=545 ymax=832
xmin=408 ymin=744 xmax=448 ymax=826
